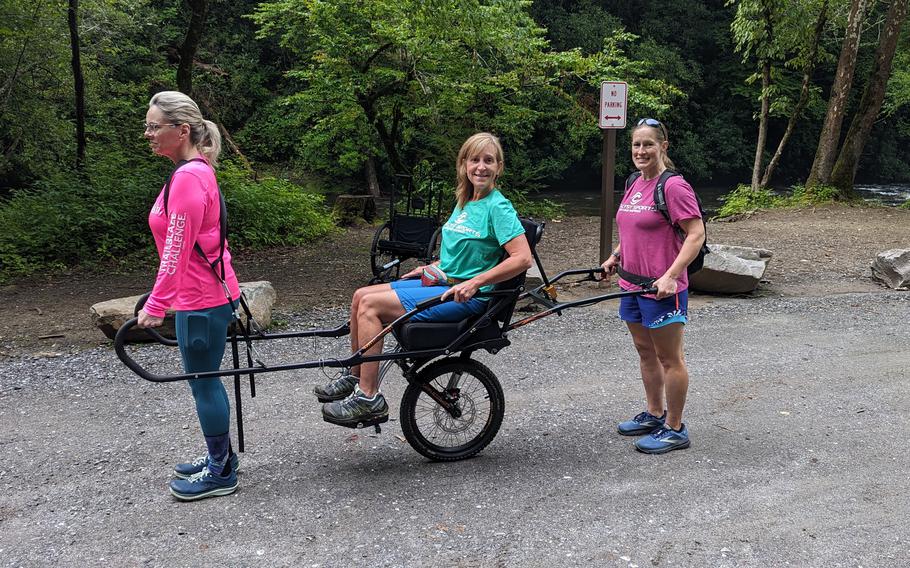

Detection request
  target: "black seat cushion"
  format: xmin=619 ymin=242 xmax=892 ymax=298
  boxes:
xmin=395 ymin=315 xmax=504 ymax=351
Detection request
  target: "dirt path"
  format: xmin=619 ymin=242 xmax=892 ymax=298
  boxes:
xmin=2 ymin=204 xmax=908 ymax=358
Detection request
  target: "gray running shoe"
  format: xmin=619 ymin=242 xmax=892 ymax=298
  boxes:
xmin=322 ymin=386 xmax=389 ymax=428
xmin=314 ymin=373 xmax=359 ymax=402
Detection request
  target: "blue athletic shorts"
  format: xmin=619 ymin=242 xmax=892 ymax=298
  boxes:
xmin=619 ymin=289 xmax=688 ymax=328
xmin=391 ymin=278 xmax=486 ymax=322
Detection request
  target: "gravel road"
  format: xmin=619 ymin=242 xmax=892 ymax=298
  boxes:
xmin=2 ymin=291 xmax=909 ymax=567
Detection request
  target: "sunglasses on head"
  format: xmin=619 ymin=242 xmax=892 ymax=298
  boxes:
xmin=637 ymin=117 xmax=667 ymax=137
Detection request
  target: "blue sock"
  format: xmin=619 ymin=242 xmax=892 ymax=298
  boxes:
xmin=204 ymin=433 xmax=231 ymax=476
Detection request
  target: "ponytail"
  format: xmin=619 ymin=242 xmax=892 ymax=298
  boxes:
xmin=199 ymin=119 xmax=222 ymax=167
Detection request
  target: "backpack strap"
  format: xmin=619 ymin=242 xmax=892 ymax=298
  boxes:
xmin=624 ymin=171 xmax=642 ymax=197
xmin=653 ymin=170 xmax=681 ymax=224
xmin=163 ymin=158 xmax=229 ymax=288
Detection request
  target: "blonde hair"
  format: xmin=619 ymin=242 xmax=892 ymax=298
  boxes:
xmin=149 ymin=91 xmax=222 ymax=166
xmin=632 ymin=120 xmax=676 ymax=171
xmin=454 ymin=132 xmax=504 ymax=209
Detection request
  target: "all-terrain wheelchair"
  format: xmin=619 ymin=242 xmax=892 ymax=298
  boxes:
xmin=115 ymin=218 xmax=653 ymax=461
xmin=369 ymin=175 xmax=443 ymax=283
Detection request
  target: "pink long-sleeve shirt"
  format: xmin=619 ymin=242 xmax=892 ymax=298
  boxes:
xmin=144 ymin=159 xmax=241 ymax=318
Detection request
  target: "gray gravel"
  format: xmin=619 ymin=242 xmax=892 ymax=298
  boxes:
xmin=1 ymin=291 xmax=909 ymax=567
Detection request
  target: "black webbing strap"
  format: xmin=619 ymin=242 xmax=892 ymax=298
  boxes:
xmin=615 ymin=265 xmax=656 ymax=289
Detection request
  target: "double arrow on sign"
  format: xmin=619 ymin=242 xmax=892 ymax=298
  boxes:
xmin=604 ymin=115 xmax=622 ymax=121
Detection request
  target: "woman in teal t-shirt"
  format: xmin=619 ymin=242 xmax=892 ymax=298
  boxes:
xmin=317 ymin=132 xmax=533 ymax=427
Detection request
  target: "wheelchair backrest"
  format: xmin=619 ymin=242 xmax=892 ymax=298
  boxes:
xmin=487 ymin=217 xmax=544 ymax=324
xmin=389 ymin=214 xmax=438 ymax=245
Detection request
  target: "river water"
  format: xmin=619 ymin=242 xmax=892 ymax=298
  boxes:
xmin=537 ymin=183 xmax=910 ymax=216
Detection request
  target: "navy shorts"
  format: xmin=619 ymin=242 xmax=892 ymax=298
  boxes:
xmin=619 ymin=289 xmax=688 ymax=328
xmin=391 ymin=279 xmax=486 ymax=322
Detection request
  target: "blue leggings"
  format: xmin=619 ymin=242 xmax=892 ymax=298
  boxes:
xmin=175 ymin=303 xmax=234 ymax=436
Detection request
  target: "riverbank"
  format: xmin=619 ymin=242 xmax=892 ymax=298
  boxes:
xmin=1 ymin=203 xmax=909 ymax=358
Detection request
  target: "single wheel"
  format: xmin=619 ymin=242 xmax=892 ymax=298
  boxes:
xmin=425 ymin=226 xmax=442 ymax=263
xmin=370 ymin=222 xmax=400 ymax=281
xmin=400 ymin=358 xmax=505 ymax=461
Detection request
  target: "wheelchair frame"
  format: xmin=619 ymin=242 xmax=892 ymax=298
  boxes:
xmin=114 ymin=219 xmax=655 ymax=461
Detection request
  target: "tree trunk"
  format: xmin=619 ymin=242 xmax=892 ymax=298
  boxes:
xmin=806 ymin=0 xmax=866 ymax=188
xmin=364 ymin=156 xmax=381 ymax=198
xmin=218 ymin=122 xmax=254 ymax=172
xmin=358 ymin=93 xmax=407 ymax=177
xmin=67 ymin=0 xmax=85 ymax=170
xmin=752 ymin=61 xmax=771 ymax=191
xmin=830 ymin=0 xmax=910 ymax=195
xmin=176 ymin=0 xmax=210 ymax=96
xmin=761 ymin=0 xmax=828 ymax=187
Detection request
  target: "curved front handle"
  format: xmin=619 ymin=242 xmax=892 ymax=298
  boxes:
xmin=130 ymin=293 xmax=177 ymax=347
xmin=114 ymin=317 xmax=165 ymax=382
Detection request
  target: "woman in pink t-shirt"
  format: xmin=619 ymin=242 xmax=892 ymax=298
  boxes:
xmin=601 ymin=118 xmax=705 ymax=454
xmin=137 ymin=91 xmax=241 ymax=501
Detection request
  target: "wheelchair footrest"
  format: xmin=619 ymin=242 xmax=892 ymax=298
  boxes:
xmin=322 ymin=413 xmax=389 ymax=431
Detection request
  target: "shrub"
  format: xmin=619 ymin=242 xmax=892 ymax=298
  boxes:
xmin=715 ymin=184 xmax=782 ymax=218
xmin=215 ymin=162 xmax=337 ymax=248
xmin=789 ymin=184 xmax=841 ymax=204
xmin=0 ymin=157 xmax=336 ymax=283
xmin=715 ymin=182 xmax=851 ymax=219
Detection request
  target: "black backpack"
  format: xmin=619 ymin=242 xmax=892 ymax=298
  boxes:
xmin=624 ymin=169 xmax=710 ymax=274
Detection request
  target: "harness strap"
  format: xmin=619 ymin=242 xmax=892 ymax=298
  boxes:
xmin=616 ymin=265 xmax=656 ymax=289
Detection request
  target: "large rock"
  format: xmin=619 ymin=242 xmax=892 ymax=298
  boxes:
xmin=90 ymin=281 xmax=277 ymax=342
xmin=689 ymin=244 xmax=772 ymax=294
xmin=871 ymin=249 xmax=910 ymax=290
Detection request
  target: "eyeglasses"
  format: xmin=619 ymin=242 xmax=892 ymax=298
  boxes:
xmin=637 ymin=117 xmax=667 ymax=137
xmin=143 ymin=122 xmax=180 ymax=133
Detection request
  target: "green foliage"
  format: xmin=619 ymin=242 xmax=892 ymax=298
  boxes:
xmin=715 ymin=184 xmax=783 ymax=217
xmin=788 ymin=183 xmax=842 ymax=204
xmin=0 ymin=156 xmax=336 ymax=283
xmin=499 ymin=187 xmax=565 ymax=220
xmin=250 ymin=0 xmax=678 ymax=195
xmin=0 ymin=153 xmax=163 ymax=281
xmin=218 ymin=162 xmax=337 ymax=247
xmin=715 ymin=182 xmax=846 ymax=218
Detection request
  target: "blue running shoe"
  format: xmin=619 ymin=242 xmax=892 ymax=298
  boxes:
xmin=634 ymin=423 xmax=690 ymax=454
xmin=174 ymin=452 xmax=240 ymax=480
xmin=617 ymin=410 xmax=666 ymax=436
xmin=169 ymin=466 xmax=238 ymax=501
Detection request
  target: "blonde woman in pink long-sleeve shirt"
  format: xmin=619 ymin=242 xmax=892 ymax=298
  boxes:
xmin=138 ymin=91 xmax=241 ymax=501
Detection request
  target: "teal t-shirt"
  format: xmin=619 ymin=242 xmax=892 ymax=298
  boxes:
xmin=438 ymin=189 xmax=525 ymax=292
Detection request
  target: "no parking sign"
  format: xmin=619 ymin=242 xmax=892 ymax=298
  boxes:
xmin=599 ymin=81 xmax=627 ymax=129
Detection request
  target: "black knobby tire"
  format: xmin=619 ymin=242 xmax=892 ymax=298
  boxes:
xmin=370 ymin=222 xmax=399 ymax=281
xmin=400 ymin=358 xmax=505 ymax=461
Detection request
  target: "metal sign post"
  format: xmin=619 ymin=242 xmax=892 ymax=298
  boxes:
xmin=598 ymin=81 xmax=628 ymax=263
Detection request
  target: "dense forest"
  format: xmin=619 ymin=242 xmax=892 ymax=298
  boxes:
xmin=1 ymin=0 xmax=908 ymax=280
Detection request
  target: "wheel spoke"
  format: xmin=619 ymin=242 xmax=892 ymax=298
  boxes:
xmin=401 ymin=360 xmax=503 ymax=461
